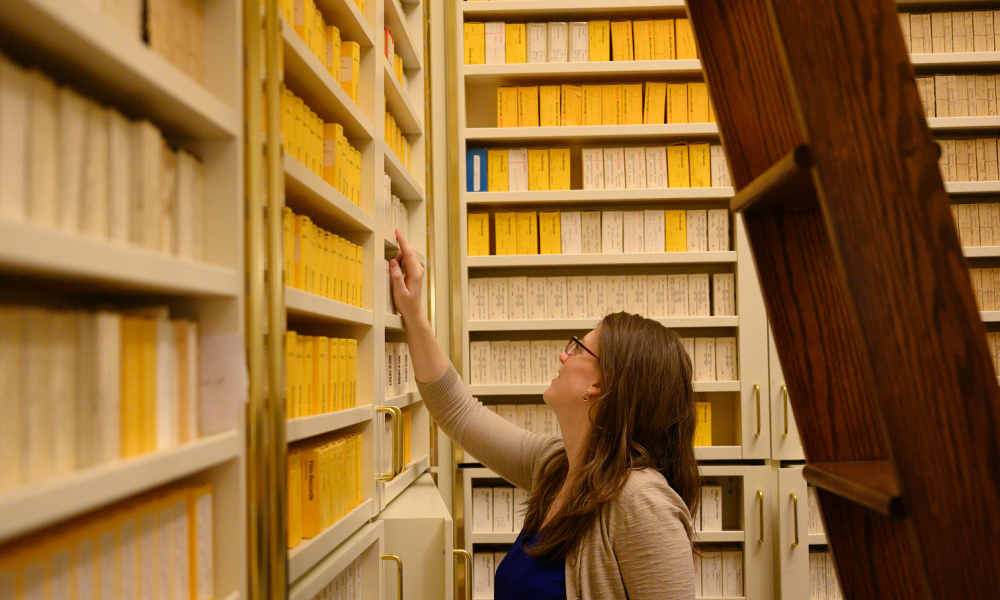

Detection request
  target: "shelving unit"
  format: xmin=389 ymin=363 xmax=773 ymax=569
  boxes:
xmin=0 ymin=1 xmax=246 ymax=598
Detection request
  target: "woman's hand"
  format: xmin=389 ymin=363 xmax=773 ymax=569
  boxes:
xmin=389 ymin=229 xmax=425 ymax=325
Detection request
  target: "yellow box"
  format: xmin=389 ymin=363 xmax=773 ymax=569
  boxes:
xmin=515 ymin=211 xmax=539 ymax=254
xmin=709 ymin=95 xmax=716 ymax=122
xmin=518 ymin=86 xmax=539 ymax=127
xmin=561 ymin=85 xmax=583 ymax=126
xmin=633 ymin=20 xmax=654 ymax=61
xmin=539 ymin=86 xmax=561 ymax=127
xmin=665 ymin=210 xmax=687 ymax=252
xmin=687 ymin=82 xmax=710 ymax=123
xmin=506 ymin=23 xmax=526 ymax=63
xmin=497 ymin=86 xmax=519 ymax=128
xmin=330 ymin=336 xmax=342 ymax=411
xmin=468 ymin=213 xmax=491 ymax=255
xmin=292 ymin=331 xmax=304 ymax=417
xmin=675 ymin=18 xmax=697 ymax=59
xmin=694 ymin=401 xmax=712 ymax=446
xmin=582 ymin=85 xmax=603 ymax=126
xmin=323 ymin=123 xmax=344 ymax=189
xmin=344 ymin=436 xmax=358 ymax=511
xmin=528 ymin=148 xmax=550 ymax=191
xmin=622 ymin=83 xmax=643 ymax=125
xmin=549 ymin=148 xmax=571 ymax=190
xmin=318 ymin=443 xmax=332 ymax=528
xmin=487 ymin=149 xmax=509 ymax=191
xmin=589 ymin=20 xmax=611 ymax=61
xmin=340 ymin=41 xmax=361 ymax=102
xmin=316 ymin=336 xmax=330 ymax=413
xmin=667 ymin=143 xmax=690 ymax=188
xmin=611 ymin=20 xmax=634 ymax=61
xmin=601 ymin=84 xmax=621 ymax=125
xmin=495 ymin=212 xmax=517 ymax=255
xmin=338 ymin=338 xmax=348 ymax=411
xmin=284 ymin=330 xmax=297 ymax=419
xmin=464 ymin=23 xmax=486 ymax=65
xmin=643 ymin=81 xmax=667 ymax=125
xmin=288 ymin=450 xmax=303 ymax=548
xmin=120 ymin=316 xmax=142 ymax=457
xmin=140 ymin=317 xmax=156 ymax=453
xmin=332 ymin=439 xmax=347 ymax=520
xmin=347 ymin=339 xmax=358 ymax=406
xmin=300 ymin=335 xmax=315 ymax=414
xmin=300 ymin=444 xmax=322 ymax=537
xmin=539 ymin=210 xmax=561 ymax=254
xmin=355 ymin=246 xmax=363 ymax=308
xmin=690 ymin=142 xmax=711 ymax=188
xmin=667 ymin=83 xmax=689 ymax=124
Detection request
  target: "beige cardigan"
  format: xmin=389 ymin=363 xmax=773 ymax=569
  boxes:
xmin=417 ymin=366 xmax=696 ymax=600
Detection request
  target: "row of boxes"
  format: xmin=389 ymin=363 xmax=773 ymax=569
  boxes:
xmin=470 ymin=208 xmax=729 ymax=257
xmin=383 ymin=173 xmax=411 ymax=239
xmin=385 ymin=111 xmax=414 ymax=172
xmin=953 ymin=203 xmax=1000 ymax=247
xmin=901 ymin=11 xmax=1000 ymax=54
xmin=282 ymin=207 xmax=365 ymax=306
xmin=462 ymin=18 xmax=697 ymax=65
xmin=916 ymin=74 xmax=1000 ymax=119
xmin=809 ymin=552 xmax=844 ymax=600
xmin=937 ymin=138 xmax=1000 ymax=182
xmin=287 ymin=432 xmax=364 ymax=546
xmin=987 ymin=332 xmax=1000 ymax=374
xmin=383 ymin=28 xmax=410 ymax=94
xmin=0 ymin=483 xmax=214 ymax=600
xmin=284 ymin=331 xmax=358 ymax=420
xmin=808 ymin=486 xmax=824 ymax=535
xmin=309 ymin=554 xmax=365 ymax=600
xmin=384 ymin=342 xmax=413 ymax=400
xmin=466 ymin=148 xmax=570 ymax=192
xmin=693 ymin=547 xmax=744 ymax=598
xmin=471 ymin=486 xmax=528 ymax=534
xmin=0 ymin=55 xmax=206 ymax=259
xmin=495 ymin=81 xmax=714 ymax=128
xmin=486 ymin=404 xmax=562 ymax=438
xmin=969 ymin=268 xmax=1000 ymax=311
xmin=468 ymin=272 xmax=736 ymax=321
xmin=281 ymin=0 xmax=362 ymax=104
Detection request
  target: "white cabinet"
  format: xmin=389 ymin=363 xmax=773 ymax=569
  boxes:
xmin=735 ymin=220 xmax=772 ymax=460
xmin=777 ymin=466 xmax=830 ymax=599
xmin=290 ymin=522 xmax=386 ymax=600
xmin=769 ymin=327 xmax=805 ymax=461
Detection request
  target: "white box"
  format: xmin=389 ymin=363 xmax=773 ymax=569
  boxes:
xmin=686 ymin=209 xmax=708 ymax=252
xmin=644 ymin=209 xmax=665 ymax=253
xmin=530 ymin=341 xmax=551 ymax=384
xmin=581 ymin=211 xmax=602 ymax=253
xmin=566 ymin=276 xmax=588 ymax=318
xmin=469 ymin=279 xmax=488 ymax=321
xmin=626 ymin=275 xmax=647 ymax=315
xmin=808 ymin=486 xmax=824 ymax=534
xmin=681 ymin=337 xmax=695 ymax=359
xmin=550 ymin=340 xmax=564 ymax=379
xmin=548 ymin=22 xmax=568 ymax=62
xmin=622 ymin=210 xmax=644 ymax=253
xmin=470 ymin=342 xmax=491 ymax=386
xmin=710 ymin=144 xmax=732 ymax=187
xmin=702 ymin=551 xmax=723 ymax=598
xmin=473 ymin=552 xmax=494 ymax=599
xmin=472 ymin=488 xmax=494 ymax=533
xmin=647 ymin=275 xmax=668 ymax=318
xmin=587 ymin=276 xmax=607 ymax=318
xmin=645 ymin=146 xmax=668 ymax=188
xmin=546 ymin=276 xmax=567 ymax=318
xmin=715 ymin=337 xmax=738 ymax=381
xmin=513 ymin=488 xmax=529 ymax=531
xmin=488 ymin=278 xmax=509 ymax=320
xmin=810 ymin=553 xmax=827 ymax=600
xmin=537 ymin=406 xmax=557 ymax=436
xmin=527 ymin=277 xmax=547 ymax=319
xmin=569 ymin=21 xmax=589 ymax=62
xmin=493 ymin=487 xmax=514 ymax=533
xmin=603 ymin=147 xmax=626 ymax=190
xmin=508 ymin=148 xmax=528 ymax=191
xmin=712 ymin=273 xmax=736 ymax=316
xmin=689 ymin=274 xmax=711 ymax=317
xmin=498 ymin=404 xmax=518 ymax=425
xmin=490 ymin=341 xmax=511 ymax=385
xmin=694 ymin=338 xmax=716 ymax=382
xmin=667 ymin=275 xmax=689 ymax=317
xmin=582 ymin=148 xmax=605 ymax=190
xmin=510 ymin=341 xmax=530 ymax=385
xmin=700 ymin=484 xmax=723 ymax=531
xmin=723 ymin=549 xmax=743 ymax=597
xmin=601 ymin=210 xmax=623 ymax=253
xmin=931 ymin=12 xmax=954 ymax=53
xmin=693 ymin=552 xmax=703 ymax=597
xmin=560 ymin=211 xmax=582 ymax=254
xmin=485 ymin=22 xmax=506 ymax=65
xmin=624 ymin=147 xmax=647 ymax=189
xmin=508 ymin=276 xmax=528 ymax=320
xmin=607 ymin=275 xmax=627 ymax=313
xmin=708 ymin=209 xmax=729 ymax=252
xmin=515 ymin=404 xmax=537 ymax=432
xmin=527 ymin=23 xmax=548 ymax=63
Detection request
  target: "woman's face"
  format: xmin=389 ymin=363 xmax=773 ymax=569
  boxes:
xmin=542 ymin=328 xmax=602 ymax=413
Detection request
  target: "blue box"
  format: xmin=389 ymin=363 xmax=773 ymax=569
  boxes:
xmin=466 ymin=149 xmax=488 ymax=192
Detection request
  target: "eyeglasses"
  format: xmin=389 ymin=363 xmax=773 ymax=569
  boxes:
xmin=565 ymin=336 xmax=599 ymax=360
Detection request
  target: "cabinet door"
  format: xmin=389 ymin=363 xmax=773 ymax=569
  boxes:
xmin=737 ymin=220 xmax=771 ymax=459
xmin=777 ymin=467 xmax=809 ymax=600
xmin=289 ymin=522 xmax=385 ymax=600
xmin=769 ymin=327 xmax=805 ymax=460
xmin=743 ymin=465 xmax=776 ymax=599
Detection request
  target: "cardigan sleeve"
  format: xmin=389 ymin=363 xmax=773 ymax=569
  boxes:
xmin=416 ymin=364 xmax=562 ymax=491
xmin=610 ymin=482 xmax=696 ymax=600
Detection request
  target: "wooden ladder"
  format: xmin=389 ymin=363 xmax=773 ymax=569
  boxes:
xmin=686 ymin=1 xmax=1000 ymax=598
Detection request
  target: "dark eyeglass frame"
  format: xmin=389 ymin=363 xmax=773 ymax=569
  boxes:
xmin=565 ymin=336 xmax=599 ymax=360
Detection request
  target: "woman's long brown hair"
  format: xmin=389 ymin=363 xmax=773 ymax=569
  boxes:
xmin=522 ymin=312 xmax=700 ymax=559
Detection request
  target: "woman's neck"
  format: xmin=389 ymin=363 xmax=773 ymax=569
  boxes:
xmin=559 ymin=410 xmax=592 ymax=478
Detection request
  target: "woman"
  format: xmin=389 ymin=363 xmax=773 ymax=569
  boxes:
xmin=389 ymin=230 xmax=699 ymax=600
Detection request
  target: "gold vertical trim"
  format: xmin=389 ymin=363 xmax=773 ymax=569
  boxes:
xmin=422 ymin=0 xmax=439 ymax=469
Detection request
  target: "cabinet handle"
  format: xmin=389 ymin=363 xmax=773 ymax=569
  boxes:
xmin=790 ymin=492 xmax=799 ymax=547
xmin=754 ymin=384 xmax=761 ymax=437
xmin=382 ymin=554 xmax=403 ymax=600
xmin=758 ymin=490 xmax=765 ymax=545
xmin=391 ymin=405 xmax=404 ymax=476
xmin=454 ymin=549 xmax=472 ymax=600
xmin=376 ymin=407 xmax=402 ymax=481
xmin=781 ymin=384 xmax=789 ymax=437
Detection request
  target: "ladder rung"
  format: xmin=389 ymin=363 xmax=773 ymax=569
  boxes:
xmin=730 ymin=145 xmax=819 ymax=214
xmin=803 ymin=460 xmax=906 ymax=519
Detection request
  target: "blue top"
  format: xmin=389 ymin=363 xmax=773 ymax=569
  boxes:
xmin=495 ymin=530 xmax=567 ymax=600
